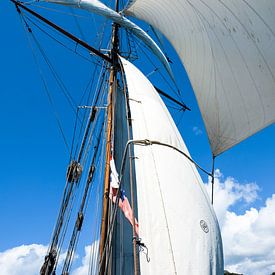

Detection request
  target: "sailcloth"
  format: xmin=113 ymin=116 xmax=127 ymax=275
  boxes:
xmin=125 ymin=0 xmax=275 ymax=156
xmin=119 ymin=56 xmax=223 ymax=274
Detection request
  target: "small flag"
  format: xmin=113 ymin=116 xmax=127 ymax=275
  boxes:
xmin=109 ymin=157 xmax=139 ymax=235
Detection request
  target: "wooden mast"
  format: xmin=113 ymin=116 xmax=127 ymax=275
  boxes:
xmin=99 ymin=2 xmax=140 ymax=274
xmin=99 ymin=0 xmax=119 ymax=273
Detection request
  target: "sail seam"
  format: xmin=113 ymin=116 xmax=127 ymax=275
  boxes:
xmin=148 ymin=145 xmax=178 ymax=274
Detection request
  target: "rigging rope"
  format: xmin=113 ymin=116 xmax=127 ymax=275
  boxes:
xmin=70 ymin=7 xmax=86 ymax=41
xmin=72 ymin=64 xmax=108 ymax=161
xmin=14 ymin=3 xmax=120 ymax=274
xmin=22 ymin=14 xmax=80 ymax=114
xmin=19 ymin=11 xmax=72 ymax=158
xmin=19 ymin=3 xmax=110 ymax=163
xmin=16 ymin=11 xmax=109 ymax=274
xmin=50 ymin=97 xmax=107 ymax=273
xmin=88 ymin=105 xmax=109 ymax=275
xmin=79 ymin=70 xmax=109 ymax=165
xmin=62 ymin=124 xmax=104 ymax=274
xmin=25 ymin=14 xmax=97 ymax=64
xmin=132 ymin=32 xmax=183 ymax=99
xmin=28 ymin=3 xmax=89 ymax=19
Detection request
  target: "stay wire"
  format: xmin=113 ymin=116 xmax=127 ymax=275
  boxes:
xmin=53 ymin=120 xmax=104 ymax=272
xmin=25 ymin=14 xmax=98 ymax=65
xmin=23 ymin=14 xmax=79 ymax=114
xmin=83 ymin=124 xmax=104 ymax=218
xmin=62 ymin=123 xmax=104 ymax=274
xmin=19 ymin=12 xmax=72 ymax=158
xmin=70 ymin=63 xmax=105 ymax=160
xmin=137 ymin=40 xmax=182 ymax=100
xmin=56 ymin=88 xmax=107 ymax=270
xmin=70 ymin=107 xmax=80 ymax=161
xmin=53 ymin=116 xmax=100 ymax=269
xmin=70 ymin=7 xmax=86 ymax=41
xmin=130 ymin=31 xmax=186 ymax=104
xmin=73 ymin=64 xmax=108 ymax=161
xmin=53 ymin=161 xmax=88 ymax=272
xmin=88 ymin=118 xmax=107 ymax=275
xmin=62 ymin=96 xmax=106 ymax=274
xmin=25 ymin=2 xmax=88 ymax=19
xmin=82 ymin=80 xmax=108 ymax=166
xmin=18 ymin=6 xmax=110 ymax=272
xmin=121 ymin=25 xmax=187 ymax=114
xmin=65 ymin=13 xmax=110 ymax=163
xmin=71 ymin=9 xmax=111 ymax=160
xmin=54 ymin=123 xmax=103 ymax=271
xmin=19 ymin=11 xmax=85 ymax=268
xmin=20 ymin=13 xmax=106 ymax=164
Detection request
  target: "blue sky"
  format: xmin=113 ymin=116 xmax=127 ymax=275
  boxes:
xmin=1 ymin=0 xmax=275 ymax=274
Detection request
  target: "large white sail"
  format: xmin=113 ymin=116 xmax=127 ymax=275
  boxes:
xmin=119 ymin=56 xmax=223 ymax=274
xmin=125 ymin=0 xmax=275 ymax=156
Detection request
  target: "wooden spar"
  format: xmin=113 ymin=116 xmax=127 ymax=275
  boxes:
xmin=99 ymin=0 xmax=119 ymax=268
xmin=99 ymin=0 xmax=139 ymax=269
xmin=99 ymin=66 xmax=115 ymax=273
xmin=154 ymin=86 xmax=191 ymax=111
xmin=11 ymin=0 xmax=112 ymax=64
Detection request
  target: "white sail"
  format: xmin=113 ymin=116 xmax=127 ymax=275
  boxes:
xmin=45 ymin=0 xmax=173 ymax=78
xmin=125 ymin=0 xmax=275 ymax=156
xmin=119 ymin=56 xmax=223 ymax=274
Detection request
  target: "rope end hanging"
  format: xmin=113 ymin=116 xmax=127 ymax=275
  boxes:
xmin=135 ymin=237 xmax=150 ymax=263
xmin=211 ymin=155 xmax=216 ymax=205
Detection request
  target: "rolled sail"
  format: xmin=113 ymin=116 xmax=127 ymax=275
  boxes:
xmin=125 ymin=0 xmax=275 ymax=156
xmin=119 ymin=56 xmax=223 ymax=274
xmin=46 ymin=0 xmax=173 ymax=78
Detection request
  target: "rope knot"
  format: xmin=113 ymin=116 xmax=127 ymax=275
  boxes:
xmin=135 ymin=237 xmax=150 ymax=263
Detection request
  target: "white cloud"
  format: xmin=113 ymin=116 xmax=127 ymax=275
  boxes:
xmin=0 ymin=244 xmax=47 ymax=275
xmin=71 ymin=245 xmax=91 ymax=275
xmin=0 ymin=244 xmax=68 ymax=275
xmin=0 ymin=239 xmax=98 ymax=275
xmin=205 ymin=170 xmax=275 ymax=275
xmin=192 ymin=126 xmax=203 ymax=136
xmin=205 ymin=169 xmax=259 ymax=226
xmin=71 ymin=240 xmax=99 ymax=275
xmin=1 ymin=172 xmax=275 ymax=275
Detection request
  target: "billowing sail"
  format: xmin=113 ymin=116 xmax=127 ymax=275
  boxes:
xmin=125 ymin=0 xmax=275 ymax=156
xmin=119 ymin=56 xmax=223 ymax=274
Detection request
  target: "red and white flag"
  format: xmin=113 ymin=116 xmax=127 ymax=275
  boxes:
xmin=109 ymin=157 xmax=139 ymax=235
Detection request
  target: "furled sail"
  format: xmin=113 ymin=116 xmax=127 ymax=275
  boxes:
xmin=45 ymin=0 xmax=173 ymax=78
xmin=119 ymin=56 xmax=223 ymax=274
xmin=125 ymin=0 xmax=275 ymax=156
